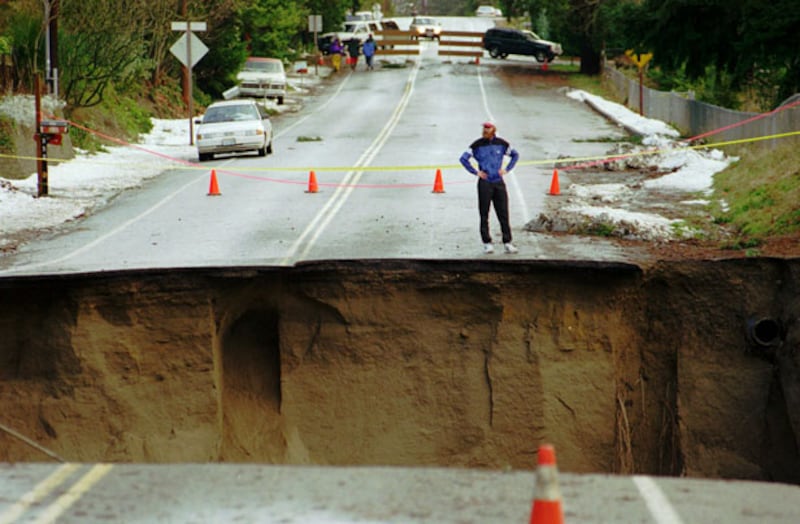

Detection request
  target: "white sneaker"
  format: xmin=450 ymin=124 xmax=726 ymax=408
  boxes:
xmin=483 ymin=243 xmax=494 ymax=254
xmin=504 ymin=243 xmax=519 ymax=254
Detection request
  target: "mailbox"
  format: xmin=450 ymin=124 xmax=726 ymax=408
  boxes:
xmin=38 ymin=120 xmax=69 ymax=146
xmin=39 ymin=120 xmax=69 ymax=135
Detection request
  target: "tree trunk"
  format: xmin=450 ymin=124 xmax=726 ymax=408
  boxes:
xmin=579 ymin=37 xmax=601 ymax=75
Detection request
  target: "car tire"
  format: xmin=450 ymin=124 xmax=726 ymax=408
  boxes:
xmin=489 ymin=47 xmax=502 ymax=59
xmin=199 ymin=153 xmax=212 ymax=162
xmin=278 ymin=96 xmax=284 ymax=105
xmin=267 ymin=141 xmax=273 ymax=155
xmin=535 ymin=51 xmax=547 ymax=63
xmin=257 ymin=143 xmax=267 ymax=157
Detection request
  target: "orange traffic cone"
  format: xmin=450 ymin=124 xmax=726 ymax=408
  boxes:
xmin=306 ymin=170 xmax=319 ymax=193
xmin=529 ymin=444 xmax=564 ymax=524
xmin=548 ymin=169 xmax=560 ymax=196
xmin=207 ymin=169 xmax=221 ymax=196
xmin=432 ymin=169 xmax=445 ymax=193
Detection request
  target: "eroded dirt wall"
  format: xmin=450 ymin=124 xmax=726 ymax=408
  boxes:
xmin=0 ymin=259 xmax=798 ymax=484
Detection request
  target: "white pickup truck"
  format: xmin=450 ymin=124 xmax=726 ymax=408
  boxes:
xmin=318 ymin=20 xmax=397 ymax=54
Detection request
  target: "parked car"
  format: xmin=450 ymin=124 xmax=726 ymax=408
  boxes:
xmin=475 ymin=5 xmax=499 ymax=17
xmin=236 ymin=57 xmax=286 ymax=105
xmin=482 ymin=27 xmax=563 ymax=63
xmin=409 ymin=17 xmax=442 ymax=40
xmin=195 ymin=99 xmax=273 ymax=162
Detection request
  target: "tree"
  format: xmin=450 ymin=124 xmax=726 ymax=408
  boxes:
xmin=57 ymin=0 xmax=151 ymax=109
xmin=628 ymin=0 xmax=800 ymax=108
xmin=238 ymin=0 xmax=306 ymax=58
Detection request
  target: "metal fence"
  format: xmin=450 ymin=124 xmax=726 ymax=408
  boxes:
xmin=603 ymin=64 xmax=800 ymax=149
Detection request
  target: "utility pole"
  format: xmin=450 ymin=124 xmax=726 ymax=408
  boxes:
xmin=180 ymin=0 xmax=190 ymax=109
xmin=48 ymin=0 xmax=59 ymax=96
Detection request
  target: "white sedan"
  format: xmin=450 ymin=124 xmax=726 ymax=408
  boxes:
xmin=476 ymin=5 xmax=499 ymax=17
xmin=195 ymin=99 xmax=273 ymax=162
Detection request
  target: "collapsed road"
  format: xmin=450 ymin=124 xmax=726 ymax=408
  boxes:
xmin=1 ymin=258 xmax=798 ymax=484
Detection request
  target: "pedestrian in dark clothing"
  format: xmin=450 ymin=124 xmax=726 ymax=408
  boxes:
xmin=362 ymin=34 xmax=376 ymax=70
xmin=459 ymin=121 xmax=520 ymax=254
xmin=346 ymin=38 xmax=360 ymax=71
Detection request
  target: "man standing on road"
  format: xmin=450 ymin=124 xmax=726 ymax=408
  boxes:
xmin=459 ymin=121 xmax=520 ymax=254
xmin=362 ymin=34 xmax=376 ymax=71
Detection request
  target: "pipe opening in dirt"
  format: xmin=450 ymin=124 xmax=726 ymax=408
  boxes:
xmin=747 ymin=317 xmax=783 ymax=348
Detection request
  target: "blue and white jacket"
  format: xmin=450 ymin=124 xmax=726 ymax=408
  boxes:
xmin=459 ymin=137 xmax=519 ymax=183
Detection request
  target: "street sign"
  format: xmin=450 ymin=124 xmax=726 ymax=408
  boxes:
xmin=171 ymin=21 xmax=207 ymax=32
xmin=625 ymin=49 xmax=653 ymax=69
xmin=170 ymin=32 xmax=209 ymax=68
xmin=308 ymin=15 xmax=322 ymax=33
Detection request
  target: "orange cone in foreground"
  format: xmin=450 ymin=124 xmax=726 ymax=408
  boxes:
xmin=207 ymin=169 xmax=221 ymax=196
xmin=432 ymin=169 xmax=445 ymax=193
xmin=529 ymin=444 xmax=564 ymax=524
xmin=306 ymin=170 xmax=319 ymax=193
xmin=548 ymin=169 xmax=560 ymax=196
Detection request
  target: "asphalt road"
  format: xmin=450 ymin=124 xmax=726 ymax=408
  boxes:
xmin=2 ymin=463 xmax=799 ymax=524
xmin=0 ymin=17 xmax=647 ymax=277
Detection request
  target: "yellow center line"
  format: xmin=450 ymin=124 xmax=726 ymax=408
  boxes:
xmin=0 ymin=463 xmax=80 ymax=524
xmin=31 ymin=464 xmax=113 ymax=524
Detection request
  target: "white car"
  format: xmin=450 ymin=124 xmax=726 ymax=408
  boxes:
xmin=236 ymin=57 xmax=286 ymax=105
xmin=409 ymin=17 xmax=442 ymax=40
xmin=195 ymin=99 xmax=273 ymax=162
xmin=476 ymin=5 xmax=498 ymax=17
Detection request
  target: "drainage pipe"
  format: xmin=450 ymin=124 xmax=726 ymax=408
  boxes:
xmin=746 ymin=317 xmax=783 ymax=348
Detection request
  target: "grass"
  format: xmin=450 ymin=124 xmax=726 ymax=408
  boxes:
xmin=710 ymin=139 xmax=800 ymax=241
xmin=0 ymin=115 xmax=14 ymax=153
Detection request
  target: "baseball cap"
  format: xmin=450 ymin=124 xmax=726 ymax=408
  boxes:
xmin=482 ymin=121 xmax=496 ymax=130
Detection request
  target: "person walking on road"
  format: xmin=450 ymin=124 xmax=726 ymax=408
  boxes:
xmin=362 ymin=34 xmax=376 ymax=71
xmin=346 ymin=38 xmax=360 ymax=71
xmin=329 ymin=37 xmax=344 ymax=72
xmin=459 ymin=121 xmax=520 ymax=254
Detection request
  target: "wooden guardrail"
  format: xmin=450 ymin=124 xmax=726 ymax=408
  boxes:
xmin=437 ymin=30 xmax=483 ymax=59
xmin=370 ymin=29 xmax=484 ymax=59
xmin=374 ymin=30 xmax=420 ymax=56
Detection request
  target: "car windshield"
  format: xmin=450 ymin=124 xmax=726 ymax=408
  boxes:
xmin=203 ymin=105 xmax=259 ymax=124
xmin=524 ymin=30 xmax=542 ymax=40
xmin=414 ymin=18 xmax=436 ymax=25
xmin=243 ymin=60 xmax=282 ymax=73
xmin=343 ymin=22 xmax=365 ymax=32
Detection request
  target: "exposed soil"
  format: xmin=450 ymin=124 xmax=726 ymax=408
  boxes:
xmin=0 ymin=260 xmax=798 ymax=484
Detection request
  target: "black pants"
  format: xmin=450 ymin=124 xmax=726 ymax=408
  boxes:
xmin=477 ymin=178 xmax=512 ymax=244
